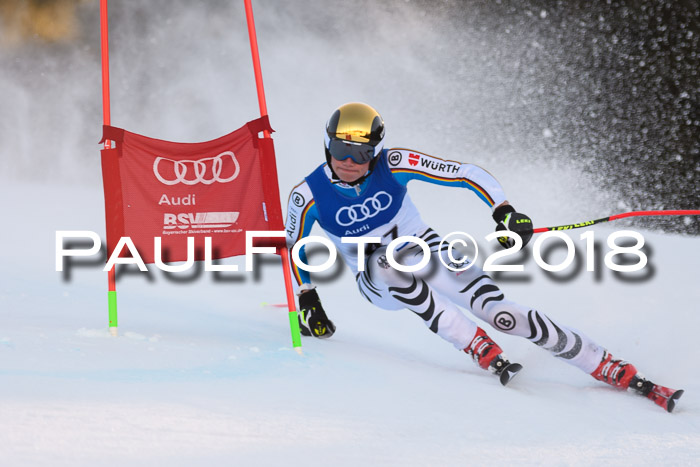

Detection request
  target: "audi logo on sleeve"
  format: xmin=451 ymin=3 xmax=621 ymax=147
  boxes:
xmin=153 ymin=151 xmax=241 ymax=185
xmin=335 ymin=191 xmax=393 ymax=226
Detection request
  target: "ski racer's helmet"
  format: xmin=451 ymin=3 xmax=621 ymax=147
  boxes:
xmin=325 ymin=102 xmax=385 ymax=166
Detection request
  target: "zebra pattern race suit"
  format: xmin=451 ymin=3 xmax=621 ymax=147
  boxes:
xmin=358 ymin=228 xmax=604 ymax=372
xmin=285 ymin=148 xmax=604 ymax=373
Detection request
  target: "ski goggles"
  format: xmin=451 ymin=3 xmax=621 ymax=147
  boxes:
xmin=327 ymin=138 xmax=376 ymax=164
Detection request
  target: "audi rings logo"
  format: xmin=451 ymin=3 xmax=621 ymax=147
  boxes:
xmin=335 ymin=191 xmax=393 ymax=227
xmin=153 ymin=152 xmax=241 ymax=186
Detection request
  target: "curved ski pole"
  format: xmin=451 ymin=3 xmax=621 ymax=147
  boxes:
xmin=533 ymin=209 xmax=700 ymax=234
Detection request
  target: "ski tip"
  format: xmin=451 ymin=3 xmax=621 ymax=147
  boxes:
xmin=499 ymin=362 xmax=523 ymax=387
xmin=667 ymin=400 xmax=675 ymax=413
xmin=667 ymin=389 xmax=684 ymax=413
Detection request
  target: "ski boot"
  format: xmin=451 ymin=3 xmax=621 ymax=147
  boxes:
xmin=591 ymin=351 xmax=684 ymax=413
xmin=590 ymin=350 xmax=637 ymax=389
xmin=464 ymin=327 xmax=522 ymax=386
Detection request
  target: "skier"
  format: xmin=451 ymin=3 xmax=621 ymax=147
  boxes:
xmin=284 ymin=102 xmax=683 ymax=412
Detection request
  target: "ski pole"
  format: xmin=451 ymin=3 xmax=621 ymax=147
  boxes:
xmin=533 ymin=209 xmax=700 ymax=233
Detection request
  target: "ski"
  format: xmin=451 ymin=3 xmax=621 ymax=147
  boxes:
xmin=629 ymin=375 xmax=684 ymax=413
xmin=645 ymin=384 xmax=684 ymax=413
xmin=498 ymin=362 xmax=523 ymax=387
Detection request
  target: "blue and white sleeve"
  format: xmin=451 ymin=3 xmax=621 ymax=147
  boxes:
xmin=284 ymin=181 xmax=319 ymax=287
xmin=386 ymin=148 xmax=507 ymax=210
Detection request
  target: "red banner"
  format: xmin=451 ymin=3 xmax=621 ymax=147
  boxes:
xmin=100 ymin=116 xmax=284 ymax=264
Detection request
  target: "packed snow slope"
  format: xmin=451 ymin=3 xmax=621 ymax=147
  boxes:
xmin=1 ymin=179 xmax=699 ymax=466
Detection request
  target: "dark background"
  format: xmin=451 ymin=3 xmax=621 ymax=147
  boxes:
xmin=439 ymin=0 xmax=699 ymax=234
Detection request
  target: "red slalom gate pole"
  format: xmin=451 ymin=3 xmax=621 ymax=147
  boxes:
xmin=100 ymin=0 xmax=118 ymax=336
xmin=533 ymin=209 xmax=700 ymax=233
xmin=244 ymin=0 xmax=302 ymax=353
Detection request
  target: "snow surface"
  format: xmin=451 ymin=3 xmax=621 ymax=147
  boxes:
xmin=2 ymin=1 xmax=700 ymax=465
xmin=1 ymin=177 xmax=699 ymax=466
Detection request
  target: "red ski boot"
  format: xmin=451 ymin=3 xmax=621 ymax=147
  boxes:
xmin=590 ymin=351 xmax=637 ymax=389
xmin=464 ymin=327 xmax=522 ymax=386
xmin=592 ymin=351 xmax=684 ymax=413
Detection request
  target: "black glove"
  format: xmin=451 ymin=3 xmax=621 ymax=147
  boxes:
xmin=493 ymin=204 xmax=533 ymax=249
xmin=298 ymin=288 xmax=336 ymax=339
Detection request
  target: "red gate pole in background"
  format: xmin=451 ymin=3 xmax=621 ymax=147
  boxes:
xmin=244 ymin=0 xmax=303 ymax=353
xmin=100 ymin=0 xmax=119 ymax=336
